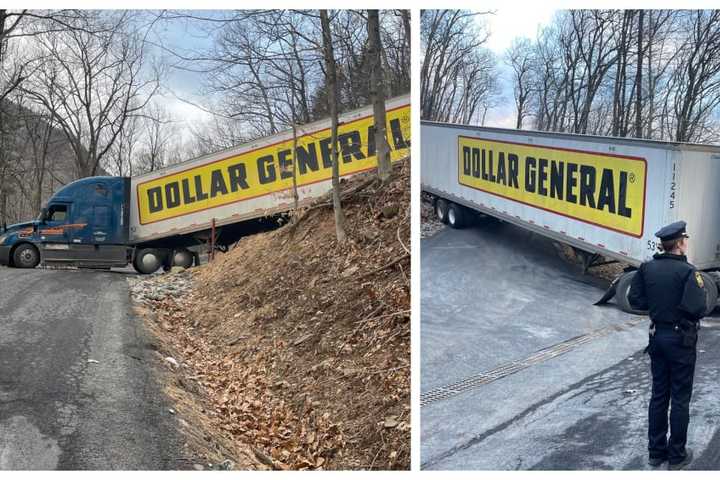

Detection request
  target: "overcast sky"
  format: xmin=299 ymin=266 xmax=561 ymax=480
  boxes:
xmin=146 ymin=12 xmax=218 ymax=140
xmin=479 ymin=7 xmax=558 ymax=128
xmin=156 ymin=8 xmax=560 ymax=137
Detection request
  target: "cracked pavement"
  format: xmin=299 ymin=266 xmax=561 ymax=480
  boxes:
xmin=0 ymin=267 xmax=188 ymax=470
xmin=421 ymin=221 xmax=720 ymax=470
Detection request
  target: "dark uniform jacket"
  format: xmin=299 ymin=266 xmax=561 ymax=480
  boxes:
xmin=628 ymin=252 xmax=707 ymax=325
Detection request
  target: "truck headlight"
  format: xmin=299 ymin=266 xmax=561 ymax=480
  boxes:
xmin=0 ymin=234 xmax=7 ymax=245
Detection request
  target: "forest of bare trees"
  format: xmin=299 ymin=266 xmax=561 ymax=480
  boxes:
xmin=420 ymin=10 xmax=498 ymax=125
xmin=0 ymin=9 xmax=410 ymax=227
xmin=422 ymin=9 xmax=720 ymax=145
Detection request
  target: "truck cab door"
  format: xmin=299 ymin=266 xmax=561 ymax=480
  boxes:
xmin=67 ymin=182 xmax=127 ymax=267
xmin=38 ymin=202 xmax=73 ymax=261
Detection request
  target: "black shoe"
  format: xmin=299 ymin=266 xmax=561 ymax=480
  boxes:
xmin=648 ymin=456 xmax=667 ymax=467
xmin=668 ymin=448 xmax=693 ymax=470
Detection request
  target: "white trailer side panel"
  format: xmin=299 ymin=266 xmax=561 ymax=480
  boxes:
xmin=130 ymin=95 xmax=410 ymax=244
xmin=421 ymin=122 xmax=720 ymax=268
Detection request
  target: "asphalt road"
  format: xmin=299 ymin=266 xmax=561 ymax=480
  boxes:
xmin=421 ymin=220 xmax=720 ymax=470
xmin=0 ymin=266 xmax=187 ymax=470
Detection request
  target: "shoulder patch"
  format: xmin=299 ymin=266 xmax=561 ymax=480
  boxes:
xmin=696 ymin=272 xmax=704 ymax=288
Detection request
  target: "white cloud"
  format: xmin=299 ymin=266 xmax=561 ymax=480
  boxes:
xmin=474 ymin=8 xmax=557 ymax=129
xmin=482 ymin=7 xmax=557 ymax=55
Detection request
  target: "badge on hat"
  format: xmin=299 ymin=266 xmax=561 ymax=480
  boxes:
xmin=654 ymin=221 xmax=689 ymax=242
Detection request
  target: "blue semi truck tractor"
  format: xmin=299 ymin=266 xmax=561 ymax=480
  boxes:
xmin=0 ymin=95 xmax=411 ymax=274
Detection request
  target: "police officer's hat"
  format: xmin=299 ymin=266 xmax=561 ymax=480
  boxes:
xmin=654 ymin=220 xmax=689 ymax=241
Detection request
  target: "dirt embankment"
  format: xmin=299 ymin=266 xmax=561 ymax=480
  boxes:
xmin=131 ymin=159 xmax=411 ymax=470
xmin=420 ymin=193 xmax=445 ymax=239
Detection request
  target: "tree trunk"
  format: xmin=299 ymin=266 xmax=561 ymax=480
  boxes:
xmin=291 ymin=121 xmax=299 ymax=213
xmin=320 ymin=9 xmax=347 ymax=244
xmin=367 ymin=10 xmax=391 ymax=185
xmin=635 ymin=9 xmax=644 ymax=138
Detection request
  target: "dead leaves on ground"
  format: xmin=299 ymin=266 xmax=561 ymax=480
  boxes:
xmin=134 ymin=159 xmax=411 ymax=470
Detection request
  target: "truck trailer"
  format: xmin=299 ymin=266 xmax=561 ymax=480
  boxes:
xmin=421 ymin=120 xmax=720 ymax=313
xmin=0 ymin=95 xmax=410 ymax=274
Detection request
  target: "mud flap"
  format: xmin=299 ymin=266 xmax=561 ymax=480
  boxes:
xmin=594 ymin=276 xmax=619 ymax=305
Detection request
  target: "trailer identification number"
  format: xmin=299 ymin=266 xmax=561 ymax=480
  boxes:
xmin=457 ymin=136 xmax=646 ymax=237
xmin=136 ymin=104 xmax=411 ymax=225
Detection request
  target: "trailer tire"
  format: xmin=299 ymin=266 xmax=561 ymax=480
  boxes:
xmin=133 ymin=248 xmax=162 ymax=275
xmin=12 ymin=243 xmax=40 ymax=269
xmin=435 ymin=198 xmax=449 ymax=224
xmin=173 ymin=248 xmax=194 ymax=269
xmin=700 ymin=272 xmax=718 ymax=315
xmin=447 ymin=203 xmax=465 ymax=229
xmin=616 ymin=271 xmax=647 ymax=315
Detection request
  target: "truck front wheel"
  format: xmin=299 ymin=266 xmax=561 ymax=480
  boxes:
xmin=133 ymin=248 xmax=162 ymax=275
xmin=13 ymin=244 xmax=40 ymax=269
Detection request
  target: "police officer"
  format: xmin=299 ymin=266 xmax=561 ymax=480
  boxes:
xmin=628 ymin=220 xmax=707 ymax=470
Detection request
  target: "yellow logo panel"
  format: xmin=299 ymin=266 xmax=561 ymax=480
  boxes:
xmin=137 ymin=104 xmax=410 ymax=225
xmin=458 ymin=136 xmax=646 ymax=237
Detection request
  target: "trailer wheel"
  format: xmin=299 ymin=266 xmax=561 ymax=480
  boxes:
xmin=435 ymin=198 xmax=449 ymax=224
xmin=173 ymin=249 xmax=194 ymax=269
xmin=700 ymin=272 xmax=718 ymax=315
xmin=616 ymin=271 xmax=647 ymax=315
xmin=447 ymin=203 xmax=465 ymax=229
xmin=133 ymin=248 xmax=162 ymax=275
xmin=12 ymin=243 xmax=40 ymax=269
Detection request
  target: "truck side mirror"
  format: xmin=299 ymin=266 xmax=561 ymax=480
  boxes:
xmin=40 ymin=207 xmax=48 ymax=222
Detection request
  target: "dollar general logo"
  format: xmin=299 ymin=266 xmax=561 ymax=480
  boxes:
xmin=458 ymin=136 xmax=646 ymax=237
xmin=137 ymin=104 xmax=410 ymax=225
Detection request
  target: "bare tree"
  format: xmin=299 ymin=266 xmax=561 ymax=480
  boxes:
xmin=137 ymin=103 xmax=174 ymax=174
xmin=506 ymin=38 xmax=534 ymax=129
xmin=368 ymin=10 xmax=391 ymax=184
xmin=634 ymin=10 xmax=644 ymax=137
xmin=667 ymin=10 xmax=720 ymax=142
xmin=320 ymin=9 xmax=347 ymax=244
xmin=20 ymin=104 xmax=57 ymax=213
xmin=492 ymin=9 xmax=720 ymax=144
xmin=108 ymin=114 xmax=139 ymax=177
xmin=421 ymin=10 xmax=498 ymax=123
xmin=22 ymin=11 xmax=162 ymax=178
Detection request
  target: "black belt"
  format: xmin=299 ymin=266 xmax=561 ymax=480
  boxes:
xmin=652 ymin=321 xmax=699 ymax=332
xmin=653 ymin=323 xmax=681 ymax=331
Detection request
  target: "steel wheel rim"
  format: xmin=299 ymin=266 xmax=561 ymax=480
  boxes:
xmin=141 ymin=253 xmax=159 ymax=270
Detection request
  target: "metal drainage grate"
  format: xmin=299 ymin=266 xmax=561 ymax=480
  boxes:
xmin=420 ymin=318 xmax=645 ymax=407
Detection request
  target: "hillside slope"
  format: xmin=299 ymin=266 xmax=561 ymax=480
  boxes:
xmin=132 ymin=159 xmax=410 ymax=470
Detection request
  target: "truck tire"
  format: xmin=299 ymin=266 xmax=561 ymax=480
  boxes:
xmin=12 ymin=243 xmax=40 ymax=269
xmin=447 ymin=203 xmax=465 ymax=229
xmin=700 ymin=272 xmax=718 ymax=315
xmin=173 ymin=248 xmax=194 ymax=269
xmin=435 ymin=198 xmax=449 ymax=224
xmin=616 ymin=271 xmax=648 ymax=315
xmin=133 ymin=248 xmax=162 ymax=275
